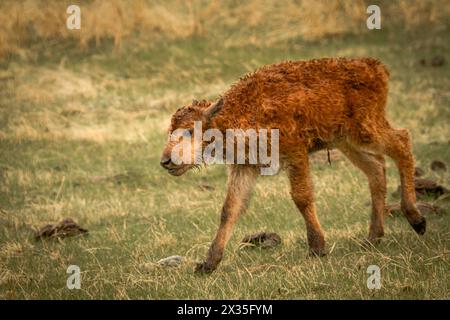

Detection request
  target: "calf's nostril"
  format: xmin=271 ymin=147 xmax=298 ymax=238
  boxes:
xmin=160 ymin=157 xmax=171 ymax=168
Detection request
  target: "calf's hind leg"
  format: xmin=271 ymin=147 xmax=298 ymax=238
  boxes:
xmin=339 ymin=144 xmax=387 ymax=242
xmin=195 ymin=165 xmax=258 ymax=273
xmin=357 ymin=127 xmax=426 ymax=235
xmin=382 ymin=128 xmax=426 ymax=234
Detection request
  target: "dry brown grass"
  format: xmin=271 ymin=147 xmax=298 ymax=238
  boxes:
xmin=1 ymin=0 xmax=449 ymax=60
xmin=0 ymin=59 xmax=230 ymax=143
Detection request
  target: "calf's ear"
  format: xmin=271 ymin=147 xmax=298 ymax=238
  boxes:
xmin=203 ymin=97 xmax=224 ymax=120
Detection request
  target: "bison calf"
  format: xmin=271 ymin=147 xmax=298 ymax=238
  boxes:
xmin=160 ymin=58 xmax=426 ymax=273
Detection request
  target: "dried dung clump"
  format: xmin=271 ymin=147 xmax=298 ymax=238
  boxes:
xmin=35 ymin=218 xmax=88 ymax=240
xmin=430 ymin=160 xmax=447 ymax=172
xmin=414 ymin=167 xmax=425 ymax=177
xmin=393 ymin=179 xmax=449 ymax=199
xmin=241 ymin=232 xmax=281 ymax=249
xmin=386 ymin=202 xmax=446 ymax=217
xmin=414 ymin=179 xmax=449 ymax=198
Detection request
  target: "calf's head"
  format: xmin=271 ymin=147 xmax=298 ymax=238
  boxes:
xmin=160 ymin=98 xmax=224 ymax=176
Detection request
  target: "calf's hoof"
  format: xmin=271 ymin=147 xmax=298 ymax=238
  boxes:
xmin=402 ymin=205 xmax=426 ymax=235
xmin=195 ymin=261 xmax=217 ymax=274
xmin=366 ymin=233 xmax=384 ymax=246
xmin=362 ymin=237 xmax=381 ymax=249
xmin=410 ymin=216 xmax=426 ymax=235
xmin=308 ymin=248 xmax=327 ymax=257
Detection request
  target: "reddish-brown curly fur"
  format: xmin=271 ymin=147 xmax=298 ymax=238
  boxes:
xmin=161 ymin=58 xmax=426 ymax=273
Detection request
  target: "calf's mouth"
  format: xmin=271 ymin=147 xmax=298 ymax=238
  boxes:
xmin=166 ymin=164 xmax=192 ymax=176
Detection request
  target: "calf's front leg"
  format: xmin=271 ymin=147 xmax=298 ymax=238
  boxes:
xmin=195 ymin=165 xmax=258 ymax=273
xmin=288 ymin=155 xmax=326 ymax=256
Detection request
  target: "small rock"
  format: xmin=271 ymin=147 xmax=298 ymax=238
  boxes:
xmin=430 ymin=160 xmax=447 ymax=172
xmin=157 ymin=255 xmax=184 ymax=267
xmin=241 ymin=232 xmax=281 ymax=249
xmin=414 ymin=167 xmax=425 ymax=177
xmin=35 ymin=218 xmax=88 ymax=240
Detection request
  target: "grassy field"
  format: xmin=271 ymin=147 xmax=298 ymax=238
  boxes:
xmin=0 ymin=2 xmax=449 ymax=299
